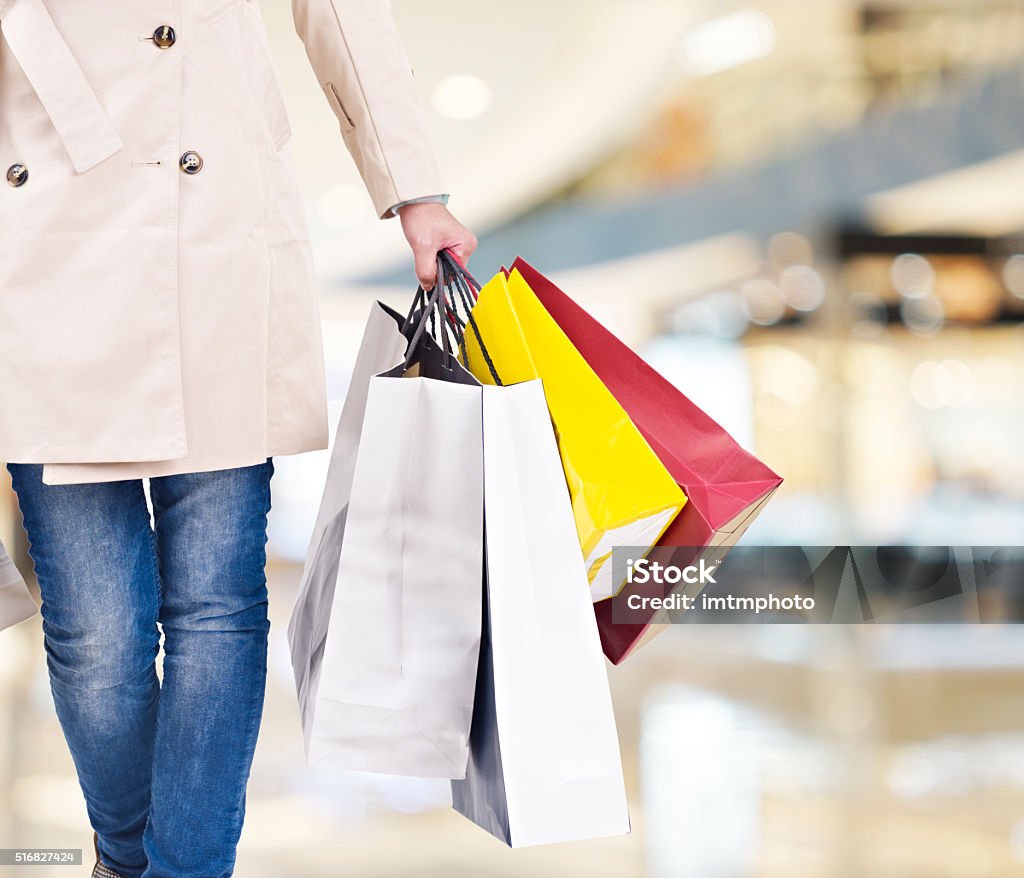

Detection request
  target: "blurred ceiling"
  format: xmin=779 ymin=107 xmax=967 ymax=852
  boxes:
xmin=258 ymin=0 xmax=1024 ymax=286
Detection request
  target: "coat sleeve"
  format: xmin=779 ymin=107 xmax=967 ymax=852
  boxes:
xmin=291 ymin=0 xmax=447 ymax=219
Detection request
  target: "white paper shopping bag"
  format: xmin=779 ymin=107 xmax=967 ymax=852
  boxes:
xmin=290 ymin=295 xmax=485 ymax=779
xmin=452 ymin=380 xmax=631 ymax=846
xmin=0 ymin=538 xmax=36 ymax=632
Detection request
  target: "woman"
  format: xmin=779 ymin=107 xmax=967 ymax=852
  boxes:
xmin=0 ymin=1 xmax=475 ymax=875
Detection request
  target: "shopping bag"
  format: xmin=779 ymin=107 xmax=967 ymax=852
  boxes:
xmin=0 ymin=538 xmax=36 ymax=632
xmin=451 ymin=380 xmax=631 ymax=846
xmin=510 ymin=257 xmax=783 ymax=663
xmin=462 ymin=269 xmax=686 ymax=601
xmin=288 ymin=299 xmax=408 ymax=749
xmin=289 ymin=263 xmax=484 ymax=778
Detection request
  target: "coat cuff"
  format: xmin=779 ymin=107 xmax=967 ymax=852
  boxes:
xmin=387 ymin=193 xmax=450 ymax=218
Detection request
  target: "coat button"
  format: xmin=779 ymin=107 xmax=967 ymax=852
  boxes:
xmin=179 ymin=151 xmax=203 ymax=175
xmin=152 ymin=25 xmax=176 ymax=49
xmin=6 ymin=164 xmax=28 ymax=187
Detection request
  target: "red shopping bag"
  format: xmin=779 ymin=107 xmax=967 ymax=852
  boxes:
xmin=510 ymin=257 xmax=782 ymax=664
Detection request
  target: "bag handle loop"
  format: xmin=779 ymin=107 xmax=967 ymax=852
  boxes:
xmin=437 ymin=251 xmax=502 ymax=386
xmin=400 ymin=251 xmax=503 ymax=386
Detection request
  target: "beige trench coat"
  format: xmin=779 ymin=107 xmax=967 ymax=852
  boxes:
xmin=0 ymin=0 xmax=445 ymax=484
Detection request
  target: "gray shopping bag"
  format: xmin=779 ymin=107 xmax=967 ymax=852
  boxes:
xmin=288 ymin=301 xmax=409 ymax=713
xmin=0 ymin=537 xmax=36 ymax=632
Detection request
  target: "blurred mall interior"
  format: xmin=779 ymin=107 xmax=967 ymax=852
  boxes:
xmin=2 ymin=0 xmax=1024 ymax=875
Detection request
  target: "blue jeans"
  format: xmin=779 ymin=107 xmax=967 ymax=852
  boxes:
xmin=7 ymin=460 xmax=274 ymax=878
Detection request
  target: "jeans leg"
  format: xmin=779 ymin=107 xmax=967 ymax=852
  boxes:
xmin=142 ymin=460 xmax=273 ymax=878
xmin=7 ymin=464 xmax=160 ymax=878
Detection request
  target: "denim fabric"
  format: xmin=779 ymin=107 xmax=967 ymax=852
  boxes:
xmin=7 ymin=460 xmax=274 ymax=878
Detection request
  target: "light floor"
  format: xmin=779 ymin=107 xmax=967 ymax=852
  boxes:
xmin=1 ymin=562 xmax=1022 ymax=877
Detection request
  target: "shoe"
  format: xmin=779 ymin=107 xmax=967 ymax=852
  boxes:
xmin=92 ymin=832 xmax=125 ymax=878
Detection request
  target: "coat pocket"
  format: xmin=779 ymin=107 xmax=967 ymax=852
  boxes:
xmin=239 ymin=1 xmax=292 ymax=151
xmin=323 ymin=82 xmax=355 ymax=133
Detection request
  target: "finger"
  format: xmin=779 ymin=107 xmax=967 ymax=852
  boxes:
xmin=447 ymin=233 xmax=478 ymax=267
xmin=442 ymin=245 xmax=465 ymax=268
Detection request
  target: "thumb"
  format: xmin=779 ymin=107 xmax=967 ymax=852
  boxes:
xmin=415 ymin=248 xmax=438 ymax=290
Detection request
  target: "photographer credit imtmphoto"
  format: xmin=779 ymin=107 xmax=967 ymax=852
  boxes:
xmin=2 ymin=1 xmax=1023 ymax=877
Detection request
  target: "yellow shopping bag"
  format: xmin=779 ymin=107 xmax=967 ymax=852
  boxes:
xmin=463 ymin=268 xmax=686 ymax=600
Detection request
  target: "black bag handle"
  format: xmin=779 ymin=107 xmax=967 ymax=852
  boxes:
xmin=401 ymin=256 xmax=451 ymax=371
xmin=437 ymin=250 xmax=502 ymax=386
xmin=439 ymin=248 xmax=484 ymax=295
xmin=399 ymin=251 xmax=503 ymax=386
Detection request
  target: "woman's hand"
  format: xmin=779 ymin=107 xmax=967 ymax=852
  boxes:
xmin=398 ymin=202 xmax=477 ymax=289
